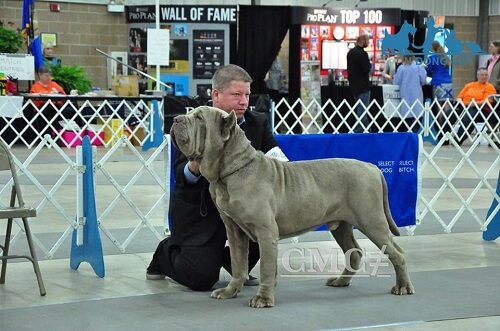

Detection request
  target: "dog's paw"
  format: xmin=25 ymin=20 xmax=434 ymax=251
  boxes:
xmin=325 ymin=277 xmax=351 ymax=287
xmin=211 ymin=287 xmax=239 ymax=300
xmin=249 ymin=294 xmax=274 ymax=308
xmin=390 ymin=284 xmax=415 ymax=295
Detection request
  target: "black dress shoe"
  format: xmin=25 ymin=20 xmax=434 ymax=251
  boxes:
xmin=223 ymin=262 xmax=259 ymax=286
xmin=146 ymin=270 xmax=166 ymax=280
xmin=244 ymin=275 xmax=259 ymax=286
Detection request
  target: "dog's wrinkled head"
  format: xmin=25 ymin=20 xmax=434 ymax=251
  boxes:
xmin=170 ymin=105 xmax=237 ymax=163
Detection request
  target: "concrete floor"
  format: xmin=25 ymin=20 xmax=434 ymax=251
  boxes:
xmin=1 ymin=142 xmax=499 ymax=330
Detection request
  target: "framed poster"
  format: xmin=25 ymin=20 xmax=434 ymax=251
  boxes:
xmin=192 ymin=30 xmax=225 ymax=79
xmin=41 ymin=33 xmax=57 ymax=47
xmin=110 ymin=51 xmax=128 ymax=76
xmin=106 ymin=51 xmax=128 ymax=89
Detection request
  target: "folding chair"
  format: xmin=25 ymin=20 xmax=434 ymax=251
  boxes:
xmin=0 ymin=139 xmax=46 ymax=296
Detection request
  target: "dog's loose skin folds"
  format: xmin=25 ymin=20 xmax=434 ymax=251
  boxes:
xmin=170 ymin=106 xmax=414 ymax=308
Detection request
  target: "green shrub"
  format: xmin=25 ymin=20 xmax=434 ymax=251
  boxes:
xmin=0 ymin=20 xmax=24 ymax=53
xmin=48 ymin=64 xmax=93 ymax=94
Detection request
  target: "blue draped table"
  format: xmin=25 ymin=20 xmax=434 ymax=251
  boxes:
xmin=275 ymin=133 xmax=421 ymax=227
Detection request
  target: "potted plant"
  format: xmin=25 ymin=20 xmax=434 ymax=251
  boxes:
xmin=48 ymin=63 xmax=93 ymax=94
xmin=0 ymin=20 xmax=24 ymax=53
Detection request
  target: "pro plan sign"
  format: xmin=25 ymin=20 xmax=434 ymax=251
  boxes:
xmin=291 ymin=7 xmax=400 ymax=26
xmin=127 ymin=5 xmax=237 ymax=24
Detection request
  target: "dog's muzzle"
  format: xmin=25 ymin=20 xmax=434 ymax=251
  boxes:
xmin=170 ymin=116 xmax=197 ymax=161
xmin=170 ymin=116 xmax=184 ymax=150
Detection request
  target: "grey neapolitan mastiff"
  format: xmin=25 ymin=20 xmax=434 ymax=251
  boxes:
xmin=170 ymin=106 xmax=414 ymax=308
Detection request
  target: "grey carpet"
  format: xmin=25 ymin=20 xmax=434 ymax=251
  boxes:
xmin=1 ymin=266 xmax=499 ymax=331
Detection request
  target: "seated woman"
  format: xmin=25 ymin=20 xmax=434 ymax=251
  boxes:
xmin=30 ymin=65 xmax=67 ymax=137
xmin=440 ymin=67 xmax=497 ymax=145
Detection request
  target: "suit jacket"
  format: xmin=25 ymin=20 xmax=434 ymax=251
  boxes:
xmin=169 ymin=109 xmax=277 ymax=247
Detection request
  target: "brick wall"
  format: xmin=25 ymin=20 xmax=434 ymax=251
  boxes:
xmin=1 ymin=1 xmax=496 ymax=95
xmin=444 ymin=16 xmax=479 ymax=94
xmin=1 ymin=0 xmax=127 ymax=91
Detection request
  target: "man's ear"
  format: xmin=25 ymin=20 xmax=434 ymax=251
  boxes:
xmin=221 ymin=110 xmax=237 ymax=140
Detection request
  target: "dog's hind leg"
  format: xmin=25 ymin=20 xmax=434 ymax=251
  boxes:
xmin=356 ymin=223 xmax=414 ymax=295
xmin=326 ymin=221 xmax=362 ymax=287
xmin=386 ymin=239 xmax=414 ymax=295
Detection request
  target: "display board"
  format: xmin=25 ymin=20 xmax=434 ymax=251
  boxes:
xmin=0 ymin=54 xmax=35 ymax=80
xmin=192 ymin=30 xmax=225 ymax=79
xmin=300 ymin=21 xmax=395 ymax=80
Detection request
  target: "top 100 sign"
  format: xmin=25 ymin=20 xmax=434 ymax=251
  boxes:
xmin=306 ymin=9 xmax=388 ymax=24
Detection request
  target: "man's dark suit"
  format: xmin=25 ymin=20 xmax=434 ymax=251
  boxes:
xmin=148 ymin=109 xmax=278 ymax=291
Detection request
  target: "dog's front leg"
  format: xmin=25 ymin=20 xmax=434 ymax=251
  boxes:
xmin=211 ymin=219 xmax=248 ymax=300
xmin=249 ymin=228 xmax=279 ymax=308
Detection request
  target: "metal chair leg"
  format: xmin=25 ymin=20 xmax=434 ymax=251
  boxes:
xmin=22 ymin=217 xmax=46 ymax=296
xmin=0 ymin=218 xmax=13 ymax=284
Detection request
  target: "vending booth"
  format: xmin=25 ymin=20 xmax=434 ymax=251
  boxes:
xmin=287 ymin=7 xmax=429 ymax=132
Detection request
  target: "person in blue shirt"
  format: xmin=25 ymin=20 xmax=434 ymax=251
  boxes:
xmin=425 ymin=41 xmax=453 ymax=119
xmin=393 ymin=54 xmax=427 ymax=133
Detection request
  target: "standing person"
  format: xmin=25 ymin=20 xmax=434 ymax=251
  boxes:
xmin=425 ymin=41 xmax=453 ymax=117
xmin=381 ymin=52 xmax=402 ymax=84
xmin=393 ymin=54 xmax=427 ymax=133
xmin=440 ymin=67 xmax=496 ymax=145
xmin=347 ymin=34 xmax=372 ymax=133
xmin=487 ymin=40 xmax=500 ymax=93
xmin=147 ymin=64 xmax=288 ymax=291
xmin=29 ymin=65 xmax=67 ymax=137
xmin=265 ymin=56 xmax=284 ymax=102
xmin=42 ymin=42 xmax=61 ymax=66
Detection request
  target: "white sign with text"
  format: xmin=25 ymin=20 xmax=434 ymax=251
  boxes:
xmin=147 ymin=29 xmax=170 ymax=66
xmin=0 ymin=54 xmax=35 ymax=80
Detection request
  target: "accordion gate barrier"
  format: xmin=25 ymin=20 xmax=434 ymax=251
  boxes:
xmin=0 ymin=97 xmax=498 ymax=259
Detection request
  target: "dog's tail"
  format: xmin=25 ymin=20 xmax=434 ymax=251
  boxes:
xmin=381 ymin=172 xmax=400 ymax=236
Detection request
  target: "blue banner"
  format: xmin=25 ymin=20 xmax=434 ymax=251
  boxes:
xmin=275 ymin=133 xmax=421 ymax=227
xmin=22 ymin=0 xmax=44 ymax=70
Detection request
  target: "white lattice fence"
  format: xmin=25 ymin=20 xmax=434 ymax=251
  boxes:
xmin=0 ymin=98 xmax=168 ymax=258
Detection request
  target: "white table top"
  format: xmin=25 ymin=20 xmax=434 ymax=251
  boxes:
xmin=0 ymin=95 xmax=24 ymax=119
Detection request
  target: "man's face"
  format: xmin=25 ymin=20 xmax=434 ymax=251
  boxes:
xmin=477 ymin=70 xmax=489 ymax=83
xmin=212 ymin=80 xmax=250 ymax=119
xmin=362 ymin=36 xmax=369 ymax=48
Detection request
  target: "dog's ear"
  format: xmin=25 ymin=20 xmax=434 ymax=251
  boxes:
xmin=221 ymin=110 xmax=237 ymax=140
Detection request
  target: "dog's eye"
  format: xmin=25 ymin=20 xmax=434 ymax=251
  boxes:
xmin=193 ymin=113 xmax=204 ymax=123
